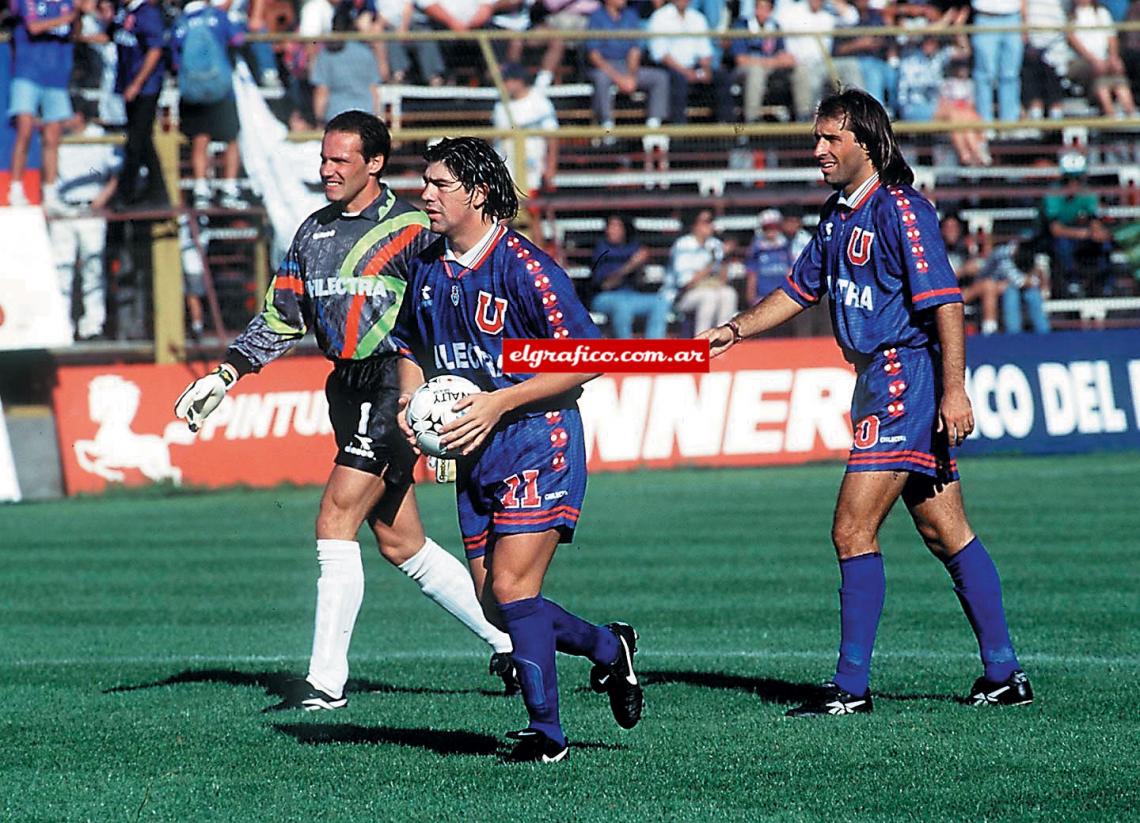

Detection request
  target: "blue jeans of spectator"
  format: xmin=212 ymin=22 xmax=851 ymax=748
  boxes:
xmin=592 ymin=290 xmax=671 ymax=339
xmin=858 ymin=56 xmax=896 ymax=115
xmin=1002 ymin=285 xmax=1049 ymax=333
xmin=664 ymin=67 xmax=734 ymax=124
xmin=900 ymin=99 xmax=937 ymax=122
xmin=972 ymin=12 xmax=1024 ymax=122
xmin=241 ymin=24 xmax=278 ymax=81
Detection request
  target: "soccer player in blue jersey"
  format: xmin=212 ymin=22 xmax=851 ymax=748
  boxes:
xmin=394 ymin=137 xmax=643 ymax=762
xmin=700 ymin=89 xmax=1033 ymax=716
xmin=174 ymin=112 xmax=517 ymax=712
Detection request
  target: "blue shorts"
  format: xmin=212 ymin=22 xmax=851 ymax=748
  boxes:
xmin=846 ymin=346 xmax=959 ymax=482
xmin=8 ymin=77 xmax=72 ymax=122
xmin=457 ymin=408 xmax=587 ymax=559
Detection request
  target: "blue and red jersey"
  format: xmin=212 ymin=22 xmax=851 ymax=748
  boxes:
xmin=395 ymin=223 xmax=601 ymax=400
xmin=780 ymin=176 xmax=962 ymax=365
xmin=11 ymin=0 xmax=75 ymax=87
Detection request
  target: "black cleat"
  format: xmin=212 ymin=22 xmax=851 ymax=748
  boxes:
xmin=590 ymin=622 xmax=643 ymax=729
xmin=968 ymin=670 xmax=1034 ymax=706
xmin=785 ymin=682 xmax=874 ymax=717
xmin=264 ymin=679 xmax=348 ymax=713
xmin=490 ymin=652 xmax=521 ymax=696
xmin=504 ymin=729 xmax=569 ymax=763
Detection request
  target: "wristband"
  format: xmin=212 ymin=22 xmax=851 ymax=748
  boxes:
xmin=213 ymin=363 xmax=238 ymax=387
xmin=725 ymin=320 xmax=743 ymax=344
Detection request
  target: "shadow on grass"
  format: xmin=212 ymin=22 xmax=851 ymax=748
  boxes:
xmin=272 ymin=723 xmax=626 ymax=759
xmin=273 ymin=723 xmax=501 ymax=755
xmin=639 ymin=669 xmax=821 ymax=704
xmin=640 ymin=669 xmax=961 ymax=705
xmin=103 ymin=669 xmax=477 ymax=699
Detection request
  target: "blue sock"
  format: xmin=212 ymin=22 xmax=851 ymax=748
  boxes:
xmin=546 ymin=599 xmax=620 ymax=665
xmin=944 ymin=537 xmax=1020 ymax=682
xmin=498 ymin=596 xmax=564 ymax=746
xmin=832 ymin=553 xmax=886 ymax=696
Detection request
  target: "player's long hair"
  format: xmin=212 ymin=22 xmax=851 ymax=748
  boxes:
xmin=816 ymin=89 xmax=914 ymax=187
xmin=423 ymin=137 xmax=520 ymax=222
xmin=325 ymin=110 xmax=391 ymax=176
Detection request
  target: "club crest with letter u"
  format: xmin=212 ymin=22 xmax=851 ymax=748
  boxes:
xmin=475 ymin=290 xmax=508 ymax=334
xmin=847 ymin=227 xmax=876 ymax=266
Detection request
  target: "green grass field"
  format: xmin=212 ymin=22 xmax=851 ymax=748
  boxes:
xmin=3 ymin=453 xmax=1138 ymax=822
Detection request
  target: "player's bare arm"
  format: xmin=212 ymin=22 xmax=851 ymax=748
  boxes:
xmin=396 ymin=358 xmax=426 ymax=444
xmin=697 ymin=289 xmax=805 ymax=358
xmin=442 ymin=373 xmax=601 ymax=456
xmin=933 ymin=301 xmax=974 ymax=446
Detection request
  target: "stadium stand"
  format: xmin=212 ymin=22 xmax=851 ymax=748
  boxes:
xmin=4 ymin=11 xmax=1140 ymax=351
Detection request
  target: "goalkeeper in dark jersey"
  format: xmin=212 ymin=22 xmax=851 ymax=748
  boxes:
xmin=174 ymin=111 xmax=516 ymax=711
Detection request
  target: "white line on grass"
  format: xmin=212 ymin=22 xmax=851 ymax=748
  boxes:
xmin=6 ymin=649 xmax=1139 ymax=668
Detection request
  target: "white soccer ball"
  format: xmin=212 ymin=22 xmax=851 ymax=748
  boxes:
xmin=405 ymin=374 xmax=482 ymax=458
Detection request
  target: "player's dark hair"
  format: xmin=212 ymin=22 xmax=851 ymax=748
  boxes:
xmin=816 ymin=88 xmax=914 ymax=187
xmin=325 ymin=110 xmax=390 ymax=175
xmin=423 ymin=136 xmax=519 ymax=222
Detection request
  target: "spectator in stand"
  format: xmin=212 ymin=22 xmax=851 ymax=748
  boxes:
xmin=586 ymin=0 xmax=670 ymax=140
xmin=941 ymin=212 xmax=1002 ymax=334
xmin=216 ymin=0 xmax=280 ymax=87
xmin=171 ymin=0 xmax=247 ymax=211
xmin=1068 ymin=0 xmax=1138 ymax=117
xmin=937 ymin=57 xmax=993 ymax=166
xmin=49 ymin=97 xmax=120 ymax=340
xmin=897 ymin=33 xmax=951 ymax=122
xmin=983 ymin=236 xmax=1052 ymax=333
xmin=78 ymin=0 xmax=126 ymax=128
xmin=590 ymin=215 xmax=670 ymax=338
xmin=492 ymin=63 xmax=558 ymax=196
xmin=832 ymin=0 xmax=893 ymax=115
xmin=1123 ymin=0 xmax=1140 ymax=99
xmin=784 ymin=211 xmax=811 ymax=257
xmin=730 ymin=0 xmax=796 ymax=124
xmin=776 ymin=0 xmax=858 ymax=121
xmin=311 ymin=6 xmax=382 ymax=123
xmin=1022 ymin=0 xmax=1071 ymax=120
xmin=529 ymin=1 xmax=600 ymax=89
xmin=971 ymin=0 xmax=1026 ymax=123
xmin=101 ymin=0 xmax=168 ymax=209
xmin=290 ymin=0 xmax=339 ymax=130
xmin=1043 ymin=154 xmax=1114 ymax=295
xmin=743 ymin=208 xmax=792 ymax=305
xmin=417 ymin=0 xmax=496 ymax=80
xmin=372 ymin=1 xmax=445 ymax=84
xmin=7 ymin=0 xmax=79 ymax=213
xmin=664 ymin=207 xmax=738 ymax=333
xmin=647 ymin=0 xmax=734 ymax=124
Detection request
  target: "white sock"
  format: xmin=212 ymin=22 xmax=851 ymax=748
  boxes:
xmin=398 ymin=538 xmax=512 ymax=654
xmin=193 ymin=179 xmax=209 ymax=200
xmin=306 ymin=539 xmax=364 ymax=698
xmin=981 ymin=319 xmax=999 ymax=335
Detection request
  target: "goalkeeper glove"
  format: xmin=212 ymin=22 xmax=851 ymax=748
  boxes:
xmin=174 ymin=363 xmax=238 ymax=432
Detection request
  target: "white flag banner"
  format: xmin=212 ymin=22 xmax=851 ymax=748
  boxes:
xmin=0 ymin=398 xmax=22 ymax=501
xmin=0 ymin=206 xmax=72 ymax=350
xmin=232 ymin=60 xmax=325 ymax=265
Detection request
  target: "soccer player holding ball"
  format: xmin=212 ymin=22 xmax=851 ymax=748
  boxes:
xmin=700 ymin=89 xmax=1032 ymax=716
xmin=394 ymin=137 xmax=643 ymax=762
xmin=173 ymin=112 xmax=517 ymax=712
